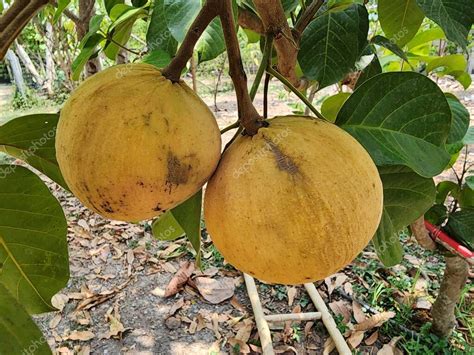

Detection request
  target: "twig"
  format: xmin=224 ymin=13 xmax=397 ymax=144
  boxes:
xmin=0 ymin=0 xmax=50 ymax=60
xmin=220 ymin=0 xmax=263 ymax=136
xmin=294 ymin=0 xmax=325 ymax=34
xmin=161 ymin=0 xmax=221 ymax=82
xmin=249 ymin=35 xmax=273 ymax=101
xmin=220 ymin=121 xmax=240 ymax=134
xmin=267 ymin=66 xmax=325 ymax=120
xmin=263 ymin=73 xmax=271 ymax=118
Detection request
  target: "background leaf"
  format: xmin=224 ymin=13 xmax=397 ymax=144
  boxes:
xmin=0 ymin=284 xmax=51 ymax=354
xmin=164 ymin=0 xmax=201 ymax=43
xmin=0 ymin=114 xmax=68 ymax=189
xmin=336 ymin=72 xmax=451 ymax=177
xmin=72 ymin=33 xmax=104 ymax=80
xmin=378 ymin=0 xmax=424 ymax=46
xmin=444 ymin=208 xmax=474 ymax=250
xmin=355 ymin=55 xmax=382 ymax=88
xmin=371 ymin=35 xmax=410 ymax=63
xmin=298 ymin=4 xmax=369 ymax=88
xmin=0 ymin=166 xmax=69 ymax=314
xmin=320 ymin=93 xmax=351 ymax=122
xmin=374 ymin=166 xmax=436 ymax=266
xmin=142 ymin=49 xmax=172 ymax=68
xmin=445 ymin=95 xmax=470 ymax=145
xmin=146 ymin=0 xmax=178 ymax=57
xmin=416 ymin=0 xmax=474 ymax=49
xmin=196 ymin=18 xmax=225 ymax=63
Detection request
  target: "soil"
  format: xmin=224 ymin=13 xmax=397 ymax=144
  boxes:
xmin=13 ymin=75 xmax=474 ymax=354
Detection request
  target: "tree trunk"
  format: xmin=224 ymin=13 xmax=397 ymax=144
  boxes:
xmin=43 ymin=21 xmax=55 ymax=96
xmin=14 ymin=40 xmax=44 ymax=86
xmin=431 ymin=256 xmax=469 ymax=337
xmin=5 ymin=49 xmax=26 ymax=98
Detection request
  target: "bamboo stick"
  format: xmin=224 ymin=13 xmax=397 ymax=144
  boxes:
xmin=244 ymin=273 xmax=274 ymax=355
xmin=304 ymin=283 xmax=351 ymax=355
xmin=264 ymin=312 xmax=322 ymax=322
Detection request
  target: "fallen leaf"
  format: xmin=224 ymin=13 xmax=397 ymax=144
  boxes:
xmin=365 ymin=330 xmax=379 ymax=345
xmin=164 ymin=261 xmax=195 ymax=297
xmin=77 ymin=345 xmax=91 ymax=355
xmin=77 ymin=219 xmax=90 ymax=231
xmin=287 ymin=287 xmax=297 ymax=306
xmin=194 ymin=276 xmax=235 ymax=304
xmin=188 ymin=319 xmax=197 ymax=334
xmin=228 ymin=338 xmax=251 ymax=353
xmin=169 ymin=297 xmax=185 ymax=316
xmin=66 ymin=330 xmax=95 ymax=341
xmin=151 ymin=287 xmax=166 ymax=297
xmin=51 ymin=294 xmax=69 ymax=312
xmin=165 ymin=316 xmax=181 ymax=330
xmin=325 ymin=274 xmax=348 ymax=295
xmin=344 ymin=282 xmax=354 ymax=295
xmin=49 ymin=313 xmax=62 ymax=329
xmin=304 ymin=321 xmax=314 ymax=336
xmin=354 ymin=311 xmax=396 ymax=331
xmin=352 ymin=300 xmax=366 ymax=323
xmin=329 ymin=300 xmax=351 ymax=323
xmin=235 ymin=318 xmax=253 ymax=343
xmin=101 ymin=303 xmax=127 ymax=339
xmin=230 ymin=296 xmax=246 ymax=313
xmin=377 ymin=336 xmax=403 ymax=354
xmin=323 ymin=337 xmax=335 ymax=355
xmin=347 ymin=330 xmax=365 ymax=349
xmin=414 ymin=297 xmax=431 ymax=310
xmin=127 ymin=249 xmax=135 ymax=264
xmin=211 ymin=312 xmax=221 ymax=339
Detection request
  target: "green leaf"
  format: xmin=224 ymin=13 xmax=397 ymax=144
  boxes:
xmin=0 ymin=114 xmax=68 ymax=189
xmin=105 ymin=0 xmax=124 ymax=15
xmin=164 ymin=0 xmax=201 ymax=42
xmin=79 ymin=15 xmax=104 ymax=48
xmin=444 ymin=207 xmax=474 ymax=250
xmin=196 ymin=18 xmax=225 ymax=63
xmin=298 ymin=4 xmax=369 ymax=88
xmin=53 ymin=0 xmax=72 ymax=23
xmin=72 ymin=33 xmax=105 ymax=80
xmin=152 ymin=212 xmax=185 ymax=241
xmin=425 ymin=204 xmax=447 ymax=225
xmin=0 ymin=284 xmax=51 ymax=355
xmin=336 ymin=72 xmax=451 ymax=177
xmin=172 ymin=190 xmax=202 ymax=265
xmin=426 ymin=55 xmax=471 ymax=89
xmin=142 ymin=49 xmax=172 ymax=68
xmin=378 ymin=0 xmax=424 ymax=46
xmin=281 ymin=0 xmax=299 ymax=12
xmin=355 ymin=55 xmax=382 ymax=89
xmin=436 ymin=181 xmax=459 ymax=204
xmin=416 ymin=0 xmax=474 ymax=49
xmin=146 ymin=0 xmax=178 ymax=56
xmin=466 ymin=176 xmax=474 ymax=190
xmin=446 ymin=96 xmax=470 ymax=144
xmin=459 ymin=187 xmax=474 ymax=208
xmin=373 ymin=212 xmax=403 ymax=266
xmin=374 ymin=166 xmax=436 ymax=266
xmin=371 ymin=35 xmax=410 ymax=63
xmin=0 ymin=166 xmax=69 ymax=314
xmin=463 ymin=126 xmax=474 ymax=145
xmin=320 ymin=93 xmax=351 ymax=122
xmin=406 ymin=26 xmax=445 ymax=50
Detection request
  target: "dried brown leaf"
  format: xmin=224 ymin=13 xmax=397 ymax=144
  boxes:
xmin=164 ymin=261 xmax=195 ymax=298
xmin=377 ymin=336 xmax=403 ymax=355
xmin=325 ymin=274 xmax=348 ymax=295
xmin=66 ymin=330 xmax=95 ymax=341
xmin=287 ymin=286 xmax=297 ymax=306
xmin=228 ymin=338 xmax=251 ymax=353
xmin=194 ymin=277 xmax=235 ymax=304
xmin=235 ymin=319 xmax=253 ymax=343
xmin=347 ymin=330 xmax=365 ymax=349
xmin=168 ymin=297 xmax=185 ymax=316
xmin=323 ymin=337 xmax=335 ymax=355
xmin=49 ymin=313 xmax=62 ymax=329
xmin=51 ymin=294 xmax=69 ymax=312
xmin=365 ymin=330 xmax=379 ymax=345
xmin=329 ymin=300 xmax=351 ymax=323
xmin=354 ymin=311 xmax=395 ymax=331
xmin=352 ymin=300 xmax=366 ymax=323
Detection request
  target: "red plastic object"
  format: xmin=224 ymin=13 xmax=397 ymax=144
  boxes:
xmin=424 ymin=220 xmax=473 ymax=261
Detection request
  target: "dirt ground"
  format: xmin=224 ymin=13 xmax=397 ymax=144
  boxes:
xmin=11 ymin=75 xmax=473 ymax=354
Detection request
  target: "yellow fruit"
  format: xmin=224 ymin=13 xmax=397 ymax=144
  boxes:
xmin=204 ymin=116 xmax=382 ymax=285
xmin=56 ymin=63 xmax=221 ymax=221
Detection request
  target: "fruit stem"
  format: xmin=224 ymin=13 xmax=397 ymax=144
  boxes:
xmin=267 ymin=66 xmax=326 ymax=120
xmin=161 ymin=0 xmax=221 ymax=82
xmin=220 ymin=121 xmax=240 ymax=134
xmin=220 ymin=0 xmax=264 ymax=136
xmin=250 ymin=34 xmax=274 ymax=101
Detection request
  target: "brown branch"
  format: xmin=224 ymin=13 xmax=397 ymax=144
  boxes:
xmin=410 ymin=216 xmax=436 ymax=251
xmin=237 ymin=7 xmax=264 ymax=34
xmin=161 ymin=0 xmax=221 ymax=82
xmin=220 ymin=0 xmax=263 ymax=136
xmin=294 ymin=0 xmax=325 ymax=34
xmin=253 ymin=0 xmax=301 ymax=88
xmin=0 ymin=0 xmax=50 ymax=60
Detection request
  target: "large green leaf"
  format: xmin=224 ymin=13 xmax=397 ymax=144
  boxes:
xmin=374 ymin=166 xmax=436 ymax=266
xmin=152 ymin=190 xmax=202 ymax=264
xmin=336 ymin=72 xmax=451 ymax=178
xmin=0 ymin=166 xmax=69 ymax=314
xmin=446 ymin=95 xmax=470 ymax=145
xmin=426 ymin=54 xmax=471 ymax=89
xmin=320 ymin=93 xmax=351 ymax=122
xmin=298 ymin=4 xmax=369 ymax=88
xmin=164 ymin=0 xmax=201 ymax=43
xmin=196 ymin=18 xmax=225 ymax=63
xmin=142 ymin=49 xmax=172 ymax=68
xmin=371 ymin=35 xmax=410 ymax=63
xmin=0 ymin=284 xmax=51 ymax=354
xmin=464 ymin=127 xmax=474 ymax=145
xmin=378 ymin=0 xmax=424 ymax=47
xmin=406 ymin=26 xmax=445 ymax=50
xmin=72 ymin=33 xmax=105 ymax=80
xmin=416 ymin=0 xmax=474 ymax=49
xmin=444 ymin=208 xmax=474 ymax=250
xmin=0 ymin=114 xmax=68 ymax=189
xmin=146 ymin=0 xmax=178 ymax=57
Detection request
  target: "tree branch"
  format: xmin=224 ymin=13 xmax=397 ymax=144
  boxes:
xmin=220 ymin=0 xmax=263 ymax=136
xmin=294 ymin=0 xmax=325 ymax=34
xmin=161 ymin=0 xmax=221 ymax=82
xmin=253 ymin=0 xmax=301 ymax=88
xmin=0 ymin=0 xmax=50 ymax=60
xmin=237 ymin=7 xmax=264 ymax=34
